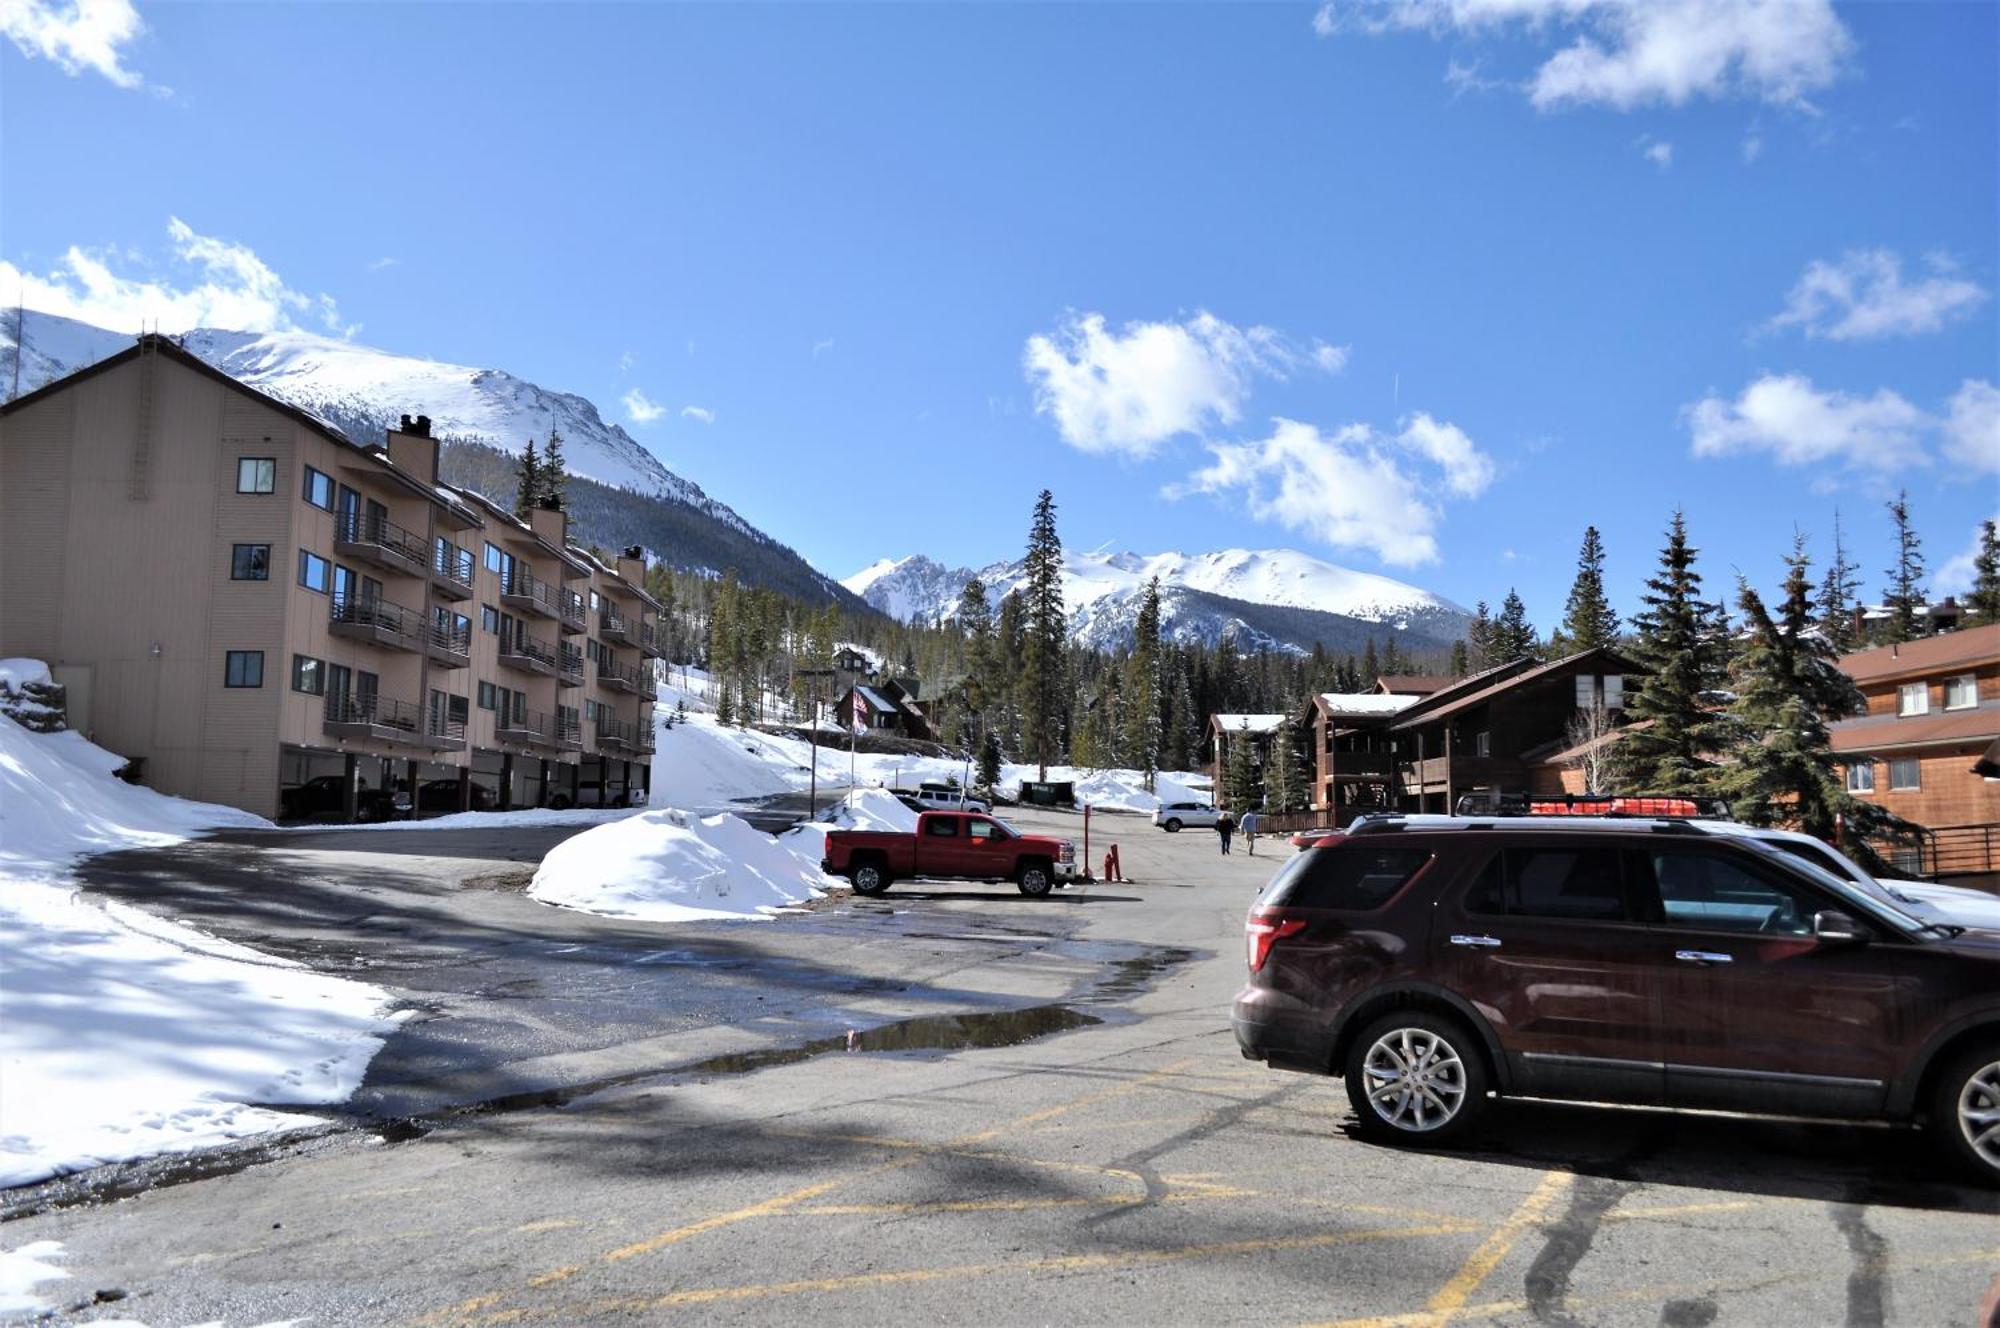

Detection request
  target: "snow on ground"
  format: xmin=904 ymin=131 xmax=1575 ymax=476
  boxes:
xmin=778 ymin=787 xmax=920 ymax=864
xmin=529 ymin=807 xmax=836 ymax=923
xmin=0 ymin=709 xmax=403 ymax=1189
xmin=0 ymin=1240 xmax=68 ymax=1314
xmin=309 ymin=806 xmax=640 ymax=833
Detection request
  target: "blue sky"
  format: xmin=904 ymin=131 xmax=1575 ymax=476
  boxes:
xmin=3 ymin=1 xmax=1994 ymax=628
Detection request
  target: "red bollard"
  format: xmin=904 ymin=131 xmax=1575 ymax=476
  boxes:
xmin=1103 ymin=844 xmax=1123 ymax=883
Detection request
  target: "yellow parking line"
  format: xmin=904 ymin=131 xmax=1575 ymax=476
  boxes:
xmin=560 ymin=1221 xmax=1481 ymax=1314
xmin=1381 ymin=1170 xmax=1574 ymax=1328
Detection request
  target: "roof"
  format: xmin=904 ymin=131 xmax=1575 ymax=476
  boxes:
xmin=1394 ymin=646 xmax=1646 ymax=731
xmin=449 ymin=487 xmax=592 ymax=576
xmin=1838 ymin=624 xmax=2000 ymax=687
xmin=5 ymin=335 xmax=484 ymax=524
xmin=1829 ymin=702 xmax=2000 ymax=754
xmin=855 ymin=685 xmax=900 ymax=713
xmin=1315 ymin=692 xmax=1421 ymax=719
xmin=1373 ymin=675 xmax=1453 ymax=697
xmin=1211 ymin=713 xmax=1289 ymax=733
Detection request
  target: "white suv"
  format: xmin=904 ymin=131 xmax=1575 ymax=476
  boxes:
xmin=904 ymin=782 xmax=991 ymax=814
xmin=1689 ymin=821 xmax=2000 ymax=931
xmin=1152 ymin=802 xmax=1220 ymax=833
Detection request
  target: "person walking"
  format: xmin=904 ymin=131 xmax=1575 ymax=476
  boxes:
xmin=1241 ymin=808 xmax=1260 ymax=856
xmin=1216 ymin=808 xmax=1236 ymax=856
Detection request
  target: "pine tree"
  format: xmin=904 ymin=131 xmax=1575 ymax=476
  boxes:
xmin=1466 ymin=602 xmax=1494 ymax=672
xmin=977 ymin=731 xmax=1002 ymax=793
xmin=1970 ymin=520 xmax=2000 ymax=625
xmin=1560 ymin=527 xmax=1619 ymax=653
xmin=1121 ymin=576 xmax=1164 ymax=790
xmin=1020 ymin=491 xmax=1068 ymax=779
xmin=716 ymin=683 xmax=735 ymax=727
xmin=1817 ymin=509 xmax=1863 ymax=654
xmin=1225 ymin=719 xmax=1259 ymax=810
xmin=1448 ymin=639 xmax=1469 ymax=677
xmin=540 ymin=428 xmax=568 ymax=509
xmin=1613 ymin=511 xmax=1729 ymax=795
xmin=514 ymin=437 xmax=542 ymax=518
xmin=1166 ymin=661 xmax=1200 ymax=773
xmin=1718 ymin=539 xmax=1915 ymax=870
xmin=1263 ymin=719 xmax=1303 ymax=812
xmin=1492 ymin=590 xmax=1537 ymax=661
xmin=1882 ymin=489 xmax=1927 ymax=643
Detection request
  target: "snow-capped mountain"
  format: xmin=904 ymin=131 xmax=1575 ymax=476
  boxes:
xmin=844 ymin=549 xmax=1471 ymax=655
xmin=3 ymin=309 xmax=753 ymax=535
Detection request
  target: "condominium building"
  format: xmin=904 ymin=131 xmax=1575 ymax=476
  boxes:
xmin=0 ymin=334 xmax=659 ymax=820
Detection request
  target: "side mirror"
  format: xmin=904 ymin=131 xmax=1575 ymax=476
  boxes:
xmin=1814 ymin=910 xmax=1868 ymax=945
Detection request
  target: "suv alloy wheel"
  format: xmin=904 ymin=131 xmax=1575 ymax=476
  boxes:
xmin=1344 ymin=1011 xmax=1490 ymax=1145
xmin=1933 ymin=1040 xmax=2000 ymax=1185
xmin=1163 ymin=818 xmax=1182 ymax=833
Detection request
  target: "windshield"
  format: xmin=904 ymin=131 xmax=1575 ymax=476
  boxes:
xmin=1736 ymin=838 xmax=1927 ymax=937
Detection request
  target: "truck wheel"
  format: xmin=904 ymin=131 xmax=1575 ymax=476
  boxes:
xmin=1017 ymin=862 xmax=1053 ymax=898
xmin=850 ymin=860 xmax=892 ymax=896
xmin=1163 ymin=818 xmax=1182 ymax=833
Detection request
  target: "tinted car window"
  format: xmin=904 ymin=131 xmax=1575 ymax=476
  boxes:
xmin=1651 ymin=849 xmax=1816 ymax=935
xmin=925 ymin=818 xmax=960 ymax=838
xmin=1267 ymin=844 xmax=1431 ymax=910
xmin=1465 ymin=847 xmax=1635 ymax=922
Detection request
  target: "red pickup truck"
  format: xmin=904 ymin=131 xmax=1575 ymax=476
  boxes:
xmin=821 ymin=810 xmax=1079 ymax=898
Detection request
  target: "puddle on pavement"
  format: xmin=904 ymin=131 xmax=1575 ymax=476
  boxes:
xmin=680 ymin=1004 xmax=1102 ymax=1078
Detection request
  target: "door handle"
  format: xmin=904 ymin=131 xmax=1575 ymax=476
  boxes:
xmin=1449 ymin=934 xmax=1503 ymax=949
xmin=1674 ymin=950 xmax=1733 ymax=965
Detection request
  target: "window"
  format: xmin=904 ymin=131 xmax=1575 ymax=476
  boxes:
xmin=1889 ymin=758 xmax=1921 ymax=791
xmin=1898 ymin=682 xmax=1929 ymax=717
xmin=968 ymin=819 xmax=1000 ymax=841
xmin=1602 ymin=675 xmax=1624 ymax=710
xmin=1845 ymin=762 xmax=1875 ymax=794
xmin=1474 ymin=730 xmax=1491 ymax=758
xmin=236 ymin=457 xmax=276 ymax=493
xmin=302 ymin=465 xmax=335 ymax=510
xmin=484 ymin=542 xmax=503 ymax=574
xmin=924 ymin=817 xmax=961 ymax=838
xmin=1465 ymin=847 xmax=1634 ymax=922
xmin=1651 ymin=849 xmax=1816 ymax=936
xmin=1575 ymin=676 xmax=1595 ymax=708
xmin=298 ymin=550 xmax=331 ymax=593
xmin=292 ymin=655 xmax=325 ymax=695
xmin=481 ymin=604 xmax=500 ymax=634
xmin=224 ymin=650 xmax=264 ymax=688
xmin=477 ymin=680 xmax=498 ymax=710
xmin=1268 ymin=845 xmax=1432 ymax=911
xmin=230 ymin=544 xmax=270 ymax=580
xmin=1946 ymin=674 xmax=1978 ymax=711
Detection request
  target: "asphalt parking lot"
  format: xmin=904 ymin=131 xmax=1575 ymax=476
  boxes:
xmin=7 ymin=808 xmax=1999 ymax=1326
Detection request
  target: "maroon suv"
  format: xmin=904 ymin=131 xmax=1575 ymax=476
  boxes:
xmin=1233 ymin=815 xmax=2000 ymax=1184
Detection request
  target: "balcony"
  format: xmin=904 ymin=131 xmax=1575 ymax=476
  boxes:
xmin=500 ymin=568 xmax=561 ymax=621
xmin=594 ymin=715 xmax=638 ymax=751
xmin=637 ymin=620 xmax=664 ymax=660
xmin=432 ymin=541 xmax=475 ymax=600
xmin=598 ymin=604 xmax=636 ymax=646
xmin=556 ymin=713 xmax=584 ymax=750
xmin=1400 ymin=756 xmax=1453 ymax=790
xmin=498 ymin=631 xmax=559 ymax=678
xmin=334 ymin=512 xmax=430 ymax=579
xmin=426 ymin=619 xmax=471 ymax=669
xmin=1325 ymin=751 xmax=1395 ymax=781
xmin=495 ymin=707 xmax=567 ymax=749
xmin=329 ymin=594 xmax=425 ymax=652
xmin=558 ymin=588 xmax=588 ymax=635
xmin=557 ymin=643 xmax=585 ymax=688
xmin=324 ymin=693 xmax=465 ymax=750
xmin=597 ymin=658 xmax=646 ymax=695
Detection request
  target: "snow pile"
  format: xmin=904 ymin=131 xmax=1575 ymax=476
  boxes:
xmin=0 ymin=658 xmax=64 ymax=732
xmin=314 ymin=805 xmax=640 ymax=833
xmin=0 ymin=710 xmax=402 ymax=1188
xmin=529 ymin=808 xmax=836 ymax=923
xmin=779 ymin=787 xmax=920 ymax=863
xmin=0 ymin=1240 xmax=69 ymax=1315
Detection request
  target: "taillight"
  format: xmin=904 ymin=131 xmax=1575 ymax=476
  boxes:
xmin=1245 ymin=908 xmax=1307 ymax=972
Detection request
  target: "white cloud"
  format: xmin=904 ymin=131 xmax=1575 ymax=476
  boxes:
xmin=617 ymin=349 xmax=636 ymax=373
xmin=366 ymin=256 xmax=398 ymax=272
xmin=1936 ymin=516 xmax=1999 ymax=598
xmin=1024 ymin=311 xmax=1346 ymax=459
xmin=1766 ymin=249 xmax=1990 ymax=342
xmin=1171 ymin=413 xmax=1494 ymax=567
xmin=1944 ymin=379 xmax=2000 ymax=474
xmin=1316 ymin=0 xmax=1853 ymax=112
xmin=0 ymin=216 xmax=354 ymax=336
xmin=812 ymin=337 xmax=835 ymax=359
xmin=1741 ymin=131 xmax=1764 ymax=163
xmin=681 ymin=405 xmax=716 ymax=424
xmin=2 ymin=0 xmax=144 ymax=89
xmin=1641 ymin=138 xmax=1674 ymax=169
xmin=622 ymin=389 xmax=666 ymax=424
xmin=1685 ymin=373 xmax=1936 ymax=475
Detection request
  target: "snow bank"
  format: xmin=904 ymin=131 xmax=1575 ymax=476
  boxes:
xmin=0 ymin=658 xmax=52 ymax=691
xmin=0 ymin=710 xmax=402 ymax=1188
xmin=529 ymin=808 xmax=835 ymax=923
xmin=311 ymin=806 xmax=640 ymax=833
xmin=778 ymin=787 xmax=919 ymax=863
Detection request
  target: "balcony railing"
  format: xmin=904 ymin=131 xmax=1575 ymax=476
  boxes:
xmin=558 ymin=588 xmax=588 ymax=634
xmin=1886 ymin=823 xmax=2000 ymax=880
xmin=334 ymin=511 xmax=430 ymax=577
xmin=558 ymin=643 xmax=585 ymax=687
xmin=556 ymin=713 xmax=584 ymax=749
xmin=495 ymin=707 xmax=561 ymax=748
xmin=598 ymin=604 xmax=635 ymax=645
xmin=637 ymin=620 xmax=664 ymax=660
xmin=323 ymin=693 xmax=465 ymax=748
xmin=432 ymin=541 xmax=475 ymax=599
xmin=498 ymin=631 xmax=558 ymax=677
xmin=1324 ymin=752 xmax=1395 ymax=781
xmin=426 ymin=618 xmax=472 ymax=668
xmin=500 ymin=568 xmax=561 ymax=620
xmin=329 ymin=594 xmax=425 ymax=651
xmin=594 ymin=715 xmax=638 ymax=751
xmin=597 ymin=658 xmax=645 ymax=694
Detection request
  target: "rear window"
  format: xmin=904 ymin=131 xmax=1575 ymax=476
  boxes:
xmin=1463 ymin=847 xmax=1639 ymax=922
xmin=1266 ymin=844 xmax=1432 ymax=911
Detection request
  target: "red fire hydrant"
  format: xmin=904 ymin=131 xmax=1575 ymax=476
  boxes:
xmin=1103 ymin=843 xmax=1123 ymax=883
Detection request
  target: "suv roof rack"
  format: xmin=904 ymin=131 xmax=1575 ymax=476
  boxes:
xmin=1452 ymin=791 xmax=1731 ymax=820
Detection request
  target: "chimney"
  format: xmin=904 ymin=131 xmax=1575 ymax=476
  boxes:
xmin=527 ymin=504 xmax=566 ymax=548
xmin=385 ymin=413 xmax=440 ymax=485
xmin=616 ymin=545 xmax=647 ymax=586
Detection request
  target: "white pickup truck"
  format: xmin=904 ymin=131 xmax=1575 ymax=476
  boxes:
xmin=894 ymin=782 xmax=993 ymax=815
